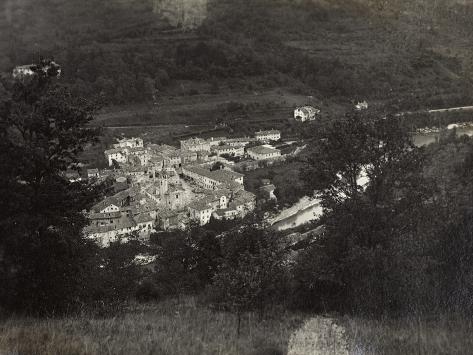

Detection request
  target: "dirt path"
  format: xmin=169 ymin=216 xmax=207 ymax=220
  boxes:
xmin=287 ymin=317 xmax=349 ymax=355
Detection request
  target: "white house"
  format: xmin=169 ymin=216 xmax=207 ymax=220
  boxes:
xmin=182 ymin=165 xmax=244 ymax=190
xmin=255 ymin=130 xmax=281 ymax=142
xmin=188 ymin=200 xmax=215 ymax=225
xmin=12 ymin=65 xmax=35 ymax=78
xmin=113 ymin=137 xmax=144 ymax=149
xmin=105 ymin=148 xmax=127 ymax=166
xmin=212 ymin=145 xmax=245 ymax=157
xmin=223 ymin=137 xmax=257 ymax=146
xmin=294 ymin=106 xmax=320 ymax=122
xmin=355 ymin=101 xmax=369 ymax=111
xmin=189 ymin=188 xmax=246 ymax=225
xmin=13 ymin=60 xmax=62 ymax=80
xmin=207 ymin=137 xmax=227 ymax=147
xmin=247 ymin=146 xmax=281 ymax=160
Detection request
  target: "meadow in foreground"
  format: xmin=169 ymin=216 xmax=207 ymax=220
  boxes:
xmin=2 ymin=296 xmax=473 ymax=355
xmin=0 ymin=297 xmax=305 ymax=355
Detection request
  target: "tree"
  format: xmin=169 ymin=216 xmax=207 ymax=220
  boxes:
xmin=151 ymin=226 xmax=222 ymax=297
xmin=93 ymin=236 xmax=148 ymax=306
xmin=210 ymin=161 xmax=224 ymax=171
xmin=301 ymin=108 xmax=417 ymax=204
xmin=296 ymin=108 xmax=436 ymax=315
xmin=206 ymin=221 xmax=288 ymax=334
xmin=0 ymin=67 xmax=101 ymax=314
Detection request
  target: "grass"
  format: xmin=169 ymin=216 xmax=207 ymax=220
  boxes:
xmin=0 ymin=297 xmax=305 ymax=355
xmin=344 ymin=315 xmax=473 ymax=355
xmin=2 ymin=297 xmax=473 ymax=354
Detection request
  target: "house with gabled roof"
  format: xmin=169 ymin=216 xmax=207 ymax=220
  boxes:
xmin=294 ymin=106 xmax=320 ymax=122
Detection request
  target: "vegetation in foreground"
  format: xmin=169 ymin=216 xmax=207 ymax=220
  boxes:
xmin=0 ymin=297 xmax=303 ymax=355
xmin=345 ymin=315 xmax=473 ymax=355
xmin=1 ymin=297 xmax=473 ymax=355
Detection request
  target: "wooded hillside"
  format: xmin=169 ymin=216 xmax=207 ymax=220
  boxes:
xmin=2 ymin=0 xmax=473 ymax=109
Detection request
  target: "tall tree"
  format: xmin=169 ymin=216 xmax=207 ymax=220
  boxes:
xmin=0 ymin=66 xmax=101 ymax=314
xmin=297 ymin=108 xmax=436 ymax=315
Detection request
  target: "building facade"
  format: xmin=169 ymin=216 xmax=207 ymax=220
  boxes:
xmin=294 ymin=106 xmax=320 ymax=122
xmin=247 ymin=146 xmax=281 ymax=160
xmin=255 ymin=130 xmax=281 ymax=142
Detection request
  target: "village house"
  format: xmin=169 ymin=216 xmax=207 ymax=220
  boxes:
xmin=84 ymin=212 xmax=155 ymax=248
xmin=158 ymin=210 xmax=180 ymax=230
xmin=197 ymin=150 xmax=212 ymax=162
xmin=259 ymin=179 xmax=277 ymax=202
xmin=105 ymin=148 xmax=128 ymax=166
xmin=180 ymin=137 xmax=211 ymax=152
xmin=13 ymin=60 xmax=62 ymax=80
xmin=208 ymin=137 xmax=227 ymax=147
xmin=212 ymin=145 xmax=245 ymax=157
xmin=222 ymin=137 xmax=257 ymax=146
xmin=355 ymin=101 xmax=369 ymax=110
xmin=12 ymin=65 xmax=36 ymax=78
xmin=180 ymin=150 xmax=198 ymax=164
xmin=255 ymin=130 xmax=281 ymax=142
xmin=87 ymin=168 xmax=100 ymax=179
xmin=128 ymin=147 xmax=150 ymax=166
xmin=188 ymin=189 xmax=232 ymax=225
xmin=88 ymin=211 xmax=123 ymax=228
xmin=247 ymin=146 xmax=282 ymax=160
xmin=188 ymin=199 xmax=215 ymax=225
xmin=231 ymin=190 xmax=257 ymax=216
xmin=182 ymin=165 xmax=244 ymax=190
xmin=63 ymin=170 xmax=81 ymax=182
xmin=190 ymin=188 xmax=256 ymax=225
xmin=164 ymin=151 xmax=182 ymax=168
xmin=85 ymin=187 xmax=158 ymax=246
xmin=294 ymin=106 xmax=320 ymax=122
xmin=113 ymin=137 xmax=144 ymax=149
xmin=84 ymin=215 xmax=138 ymax=247
xmin=134 ymin=213 xmax=155 ymax=233
xmin=212 ymin=208 xmax=239 ymax=220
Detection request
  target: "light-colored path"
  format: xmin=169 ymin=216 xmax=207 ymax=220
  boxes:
xmin=287 ymin=317 xmax=349 ymax=355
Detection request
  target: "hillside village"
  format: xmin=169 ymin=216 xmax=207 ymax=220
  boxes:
xmin=82 ymin=128 xmax=296 ymax=247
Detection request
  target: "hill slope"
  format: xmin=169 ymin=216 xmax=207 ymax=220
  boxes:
xmin=1 ymin=0 xmax=473 ymax=114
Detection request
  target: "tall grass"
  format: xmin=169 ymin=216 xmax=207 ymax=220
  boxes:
xmin=0 ymin=297 xmax=305 ymax=355
xmin=345 ymin=315 xmax=473 ymax=355
xmin=3 ymin=297 xmax=472 ymax=354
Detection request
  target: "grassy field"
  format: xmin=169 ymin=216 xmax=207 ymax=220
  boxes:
xmin=93 ymin=87 xmax=316 ymax=127
xmin=1 ymin=297 xmax=473 ymax=355
xmin=344 ymin=315 xmax=473 ymax=355
xmin=0 ymin=297 xmax=306 ymax=355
